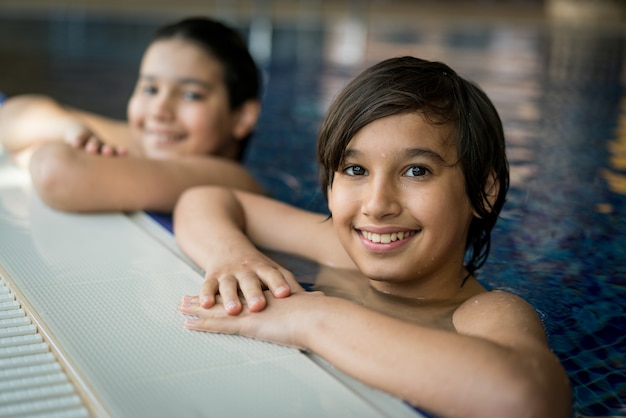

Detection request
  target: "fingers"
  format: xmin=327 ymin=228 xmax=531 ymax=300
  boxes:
xmin=65 ymin=130 xmax=89 ymax=149
xmin=198 ymin=265 xmax=296 ymax=315
xmin=200 ymin=275 xmax=244 ymax=315
xmin=100 ymin=143 xmax=116 ymax=156
xmin=179 ymin=291 xmax=317 ymax=347
xmin=180 ymin=294 xmax=201 ymax=315
xmin=237 ymin=273 xmax=267 ymax=313
xmin=179 ymin=295 xmax=236 ymax=333
xmin=180 ymin=294 xmax=212 ymax=317
xmin=255 ymin=266 xmax=294 ymax=298
xmin=217 ymin=276 xmax=243 ymax=315
xmin=198 ymin=277 xmax=219 ymax=309
xmin=84 ymin=137 xmax=102 ymax=154
xmin=65 ymin=127 xmax=126 ymax=156
xmin=114 ymin=146 xmax=127 ymax=156
xmin=98 ymin=143 xmax=127 ymax=157
xmin=222 ymin=268 xmax=295 ymax=312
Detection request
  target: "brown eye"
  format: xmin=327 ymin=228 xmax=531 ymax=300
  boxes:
xmin=182 ymin=91 xmax=204 ymax=101
xmin=141 ymin=85 xmax=158 ymax=95
xmin=344 ymin=165 xmax=367 ymax=176
xmin=405 ymin=166 xmax=428 ymax=177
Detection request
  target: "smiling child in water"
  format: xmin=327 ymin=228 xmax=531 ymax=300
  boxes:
xmin=174 ymin=56 xmax=571 ymax=418
xmin=0 ymin=17 xmax=263 ymax=212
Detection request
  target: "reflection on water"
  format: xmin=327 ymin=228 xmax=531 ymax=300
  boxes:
xmin=0 ymin=10 xmax=624 ymax=418
xmin=604 ymin=95 xmax=626 ymax=197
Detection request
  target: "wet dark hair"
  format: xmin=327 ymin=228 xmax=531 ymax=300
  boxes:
xmin=317 ymin=56 xmax=510 ymax=276
xmin=152 ymin=17 xmax=260 ymax=157
xmin=153 ymin=16 xmax=260 ymax=109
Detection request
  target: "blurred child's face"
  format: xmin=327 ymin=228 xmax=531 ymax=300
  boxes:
xmin=127 ymin=38 xmax=244 ymax=159
xmin=327 ymin=112 xmax=475 ymax=298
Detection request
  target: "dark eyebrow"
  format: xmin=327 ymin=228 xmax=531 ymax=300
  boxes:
xmin=343 ymin=147 xmax=447 ymax=165
xmin=139 ymin=75 xmax=213 ymax=90
xmin=404 ymin=148 xmax=447 ymax=165
xmin=178 ymin=78 xmax=214 ymax=89
xmin=342 ymin=149 xmax=361 ymax=160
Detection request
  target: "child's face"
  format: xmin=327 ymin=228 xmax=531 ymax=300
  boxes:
xmin=327 ymin=112 xmax=475 ymax=297
xmin=127 ymin=38 xmax=242 ymax=159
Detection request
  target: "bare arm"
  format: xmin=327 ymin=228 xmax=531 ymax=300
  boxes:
xmin=174 ymin=186 xmax=354 ymax=313
xmin=180 ymin=290 xmax=571 ymax=418
xmin=29 ymin=143 xmax=263 ymax=213
xmin=0 ymin=95 xmax=132 ymax=165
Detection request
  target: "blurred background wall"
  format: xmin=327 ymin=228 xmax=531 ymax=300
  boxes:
xmin=0 ymin=0 xmax=624 ymax=26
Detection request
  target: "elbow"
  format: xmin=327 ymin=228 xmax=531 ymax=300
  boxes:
xmin=0 ymin=95 xmax=55 ymax=150
xmin=29 ymin=143 xmax=80 ymax=211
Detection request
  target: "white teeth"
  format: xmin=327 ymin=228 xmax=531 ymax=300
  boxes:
xmin=363 ymin=230 xmax=412 ymax=243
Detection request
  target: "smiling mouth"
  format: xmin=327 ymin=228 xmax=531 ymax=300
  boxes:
xmin=359 ymin=230 xmax=418 ymax=244
xmin=146 ymin=130 xmax=186 ymax=143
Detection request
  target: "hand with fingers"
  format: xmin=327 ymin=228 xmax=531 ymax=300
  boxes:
xmin=180 ymin=286 xmax=319 ymax=348
xmin=64 ymin=122 xmax=127 ymax=157
xmin=200 ymin=251 xmax=300 ymax=316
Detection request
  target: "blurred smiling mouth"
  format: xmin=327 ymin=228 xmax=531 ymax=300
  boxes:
xmin=359 ymin=230 xmax=418 ymax=244
xmin=145 ymin=130 xmax=186 ymax=144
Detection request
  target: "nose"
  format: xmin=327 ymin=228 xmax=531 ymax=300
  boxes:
xmin=150 ymin=91 xmax=175 ymax=121
xmin=361 ymin=176 xmax=402 ymax=219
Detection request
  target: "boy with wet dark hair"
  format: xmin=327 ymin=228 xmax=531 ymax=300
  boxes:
xmin=175 ymin=56 xmax=571 ymax=418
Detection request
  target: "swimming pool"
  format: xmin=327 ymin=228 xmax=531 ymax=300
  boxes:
xmin=0 ymin=7 xmax=624 ymax=417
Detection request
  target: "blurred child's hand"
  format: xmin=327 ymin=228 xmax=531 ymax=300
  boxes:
xmin=200 ymin=253 xmax=299 ymax=315
xmin=64 ymin=123 xmax=126 ymax=156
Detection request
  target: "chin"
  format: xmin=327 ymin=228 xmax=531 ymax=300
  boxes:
xmin=356 ymin=265 xmax=400 ymax=282
xmin=143 ymin=146 xmax=177 ymax=160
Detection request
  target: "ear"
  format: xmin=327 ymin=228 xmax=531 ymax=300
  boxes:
xmin=474 ymin=171 xmax=499 ymax=218
xmin=231 ymin=99 xmax=261 ymax=141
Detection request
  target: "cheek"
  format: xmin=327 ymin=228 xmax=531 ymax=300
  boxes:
xmin=327 ymin=185 xmax=336 ymax=214
xmin=327 ymin=184 xmax=359 ymax=221
xmin=432 ymin=191 xmax=474 ymax=230
xmin=183 ymin=107 xmax=233 ymax=154
xmin=185 ymin=105 xmax=225 ymax=135
xmin=407 ymin=188 xmax=468 ymax=225
xmin=126 ymin=95 xmax=143 ymax=127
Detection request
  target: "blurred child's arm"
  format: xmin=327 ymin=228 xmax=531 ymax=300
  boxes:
xmin=174 ymin=186 xmax=354 ymax=314
xmin=28 ymin=146 xmax=262 ymax=213
xmin=180 ymin=289 xmax=571 ymax=418
xmin=0 ymin=95 xmax=130 ymax=166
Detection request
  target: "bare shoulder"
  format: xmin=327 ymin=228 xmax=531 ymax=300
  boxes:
xmin=454 ymin=290 xmax=572 ymax=418
xmin=453 ymin=290 xmax=548 ymax=347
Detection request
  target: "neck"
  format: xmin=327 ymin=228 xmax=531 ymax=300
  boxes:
xmin=367 ymin=267 xmax=475 ymax=303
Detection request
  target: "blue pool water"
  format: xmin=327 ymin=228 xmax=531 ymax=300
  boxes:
xmin=252 ymin=21 xmax=626 ymax=417
xmin=0 ymin=9 xmax=624 ymax=417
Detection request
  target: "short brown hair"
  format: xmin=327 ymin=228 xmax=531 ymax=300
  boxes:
xmin=317 ymin=56 xmax=509 ymax=275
